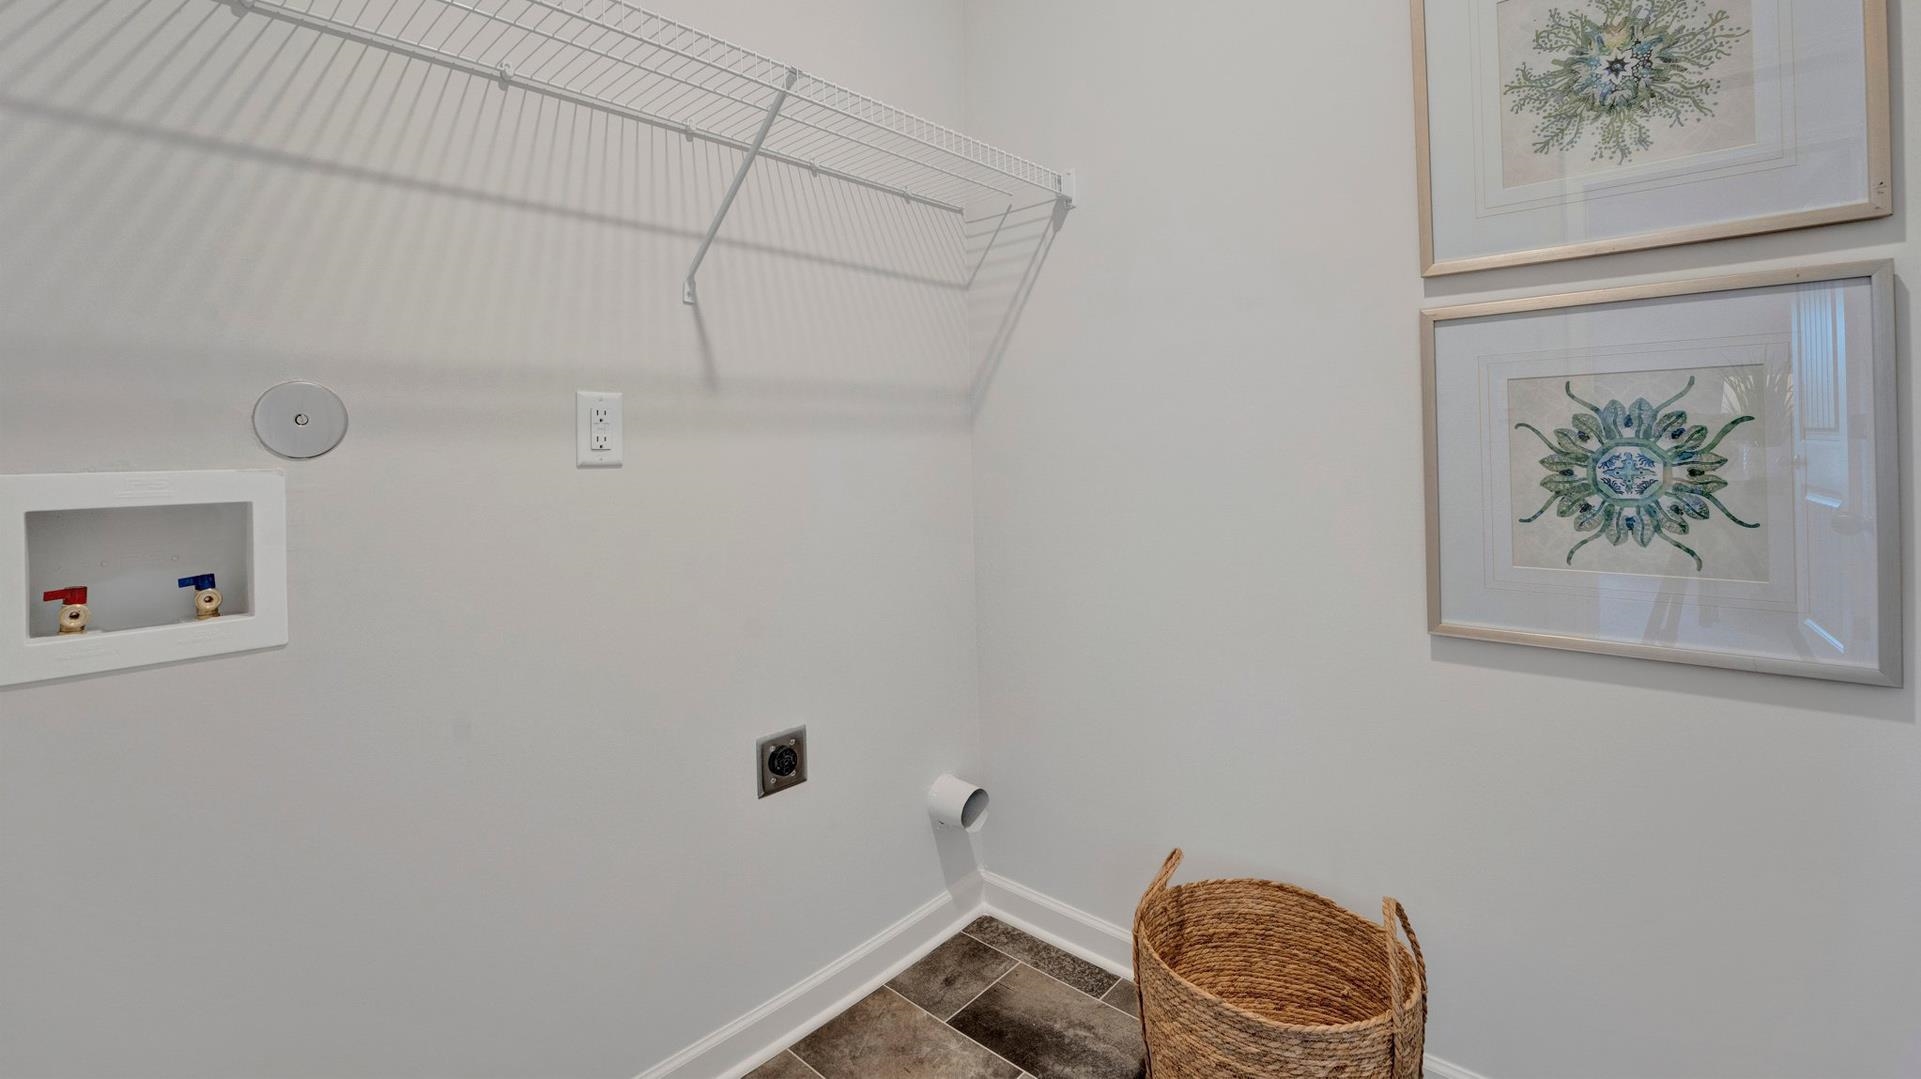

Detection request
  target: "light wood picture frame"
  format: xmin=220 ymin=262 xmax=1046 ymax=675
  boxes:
xmin=1423 ymin=261 xmax=1901 ymax=684
xmin=1410 ymin=0 xmax=1892 ymax=276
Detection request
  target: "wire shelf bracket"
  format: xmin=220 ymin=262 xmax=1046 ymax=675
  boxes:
xmin=222 ymin=0 xmax=1075 ymax=307
xmin=683 ymin=65 xmax=795 ymax=306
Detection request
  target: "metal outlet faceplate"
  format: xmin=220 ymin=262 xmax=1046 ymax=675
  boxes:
xmin=757 ymin=726 xmax=807 ymax=798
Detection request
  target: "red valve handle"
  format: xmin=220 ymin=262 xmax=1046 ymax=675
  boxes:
xmin=42 ymin=587 xmax=88 ymax=605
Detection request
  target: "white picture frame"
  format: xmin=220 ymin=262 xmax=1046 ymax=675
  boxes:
xmin=1410 ymin=0 xmax=1892 ymax=275
xmin=1422 ymin=261 xmax=1900 ymax=685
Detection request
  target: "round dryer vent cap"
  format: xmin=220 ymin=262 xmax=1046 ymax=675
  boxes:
xmin=254 ymin=380 xmax=348 ymax=459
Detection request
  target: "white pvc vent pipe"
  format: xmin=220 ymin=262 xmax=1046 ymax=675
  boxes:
xmin=928 ymin=774 xmax=990 ymax=832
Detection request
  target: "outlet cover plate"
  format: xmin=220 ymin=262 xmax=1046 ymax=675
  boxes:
xmin=576 ymin=391 xmax=622 ymax=468
xmin=757 ymin=726 xmax=807 ymax=799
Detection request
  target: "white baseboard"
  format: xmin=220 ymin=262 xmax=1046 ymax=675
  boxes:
xmin=1423 ymin=1055 xmax=1492 ymax=1079
xmin=979 ymin=870 xmax=1133 ymax=975
xmin=634 ymin=879 xmax=981 ymax=1079
xmin=637 ymin=868 xmax=1487 ymax=1079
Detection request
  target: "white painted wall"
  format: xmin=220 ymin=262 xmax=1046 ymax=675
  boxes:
xmin=0 ymin=2 xmax=982 ymax=1076
xmin=7 ymin=1 xmax=1917 ymax=1075
xmin=965 ymin=2 xmax=1920 ymax=1077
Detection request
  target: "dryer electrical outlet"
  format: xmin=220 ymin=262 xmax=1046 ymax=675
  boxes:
xmin=757 ymin=727 xmax=807 ymax=799
xmin=575 ymin=391 xmax=623 ymax=468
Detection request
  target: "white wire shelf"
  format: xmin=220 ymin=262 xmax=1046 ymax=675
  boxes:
xmin=229 ymin=0 xmax=1071 ymax=301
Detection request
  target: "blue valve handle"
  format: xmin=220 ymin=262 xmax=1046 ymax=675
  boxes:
xmin=177 ymin=574 xmax=217 ymax=591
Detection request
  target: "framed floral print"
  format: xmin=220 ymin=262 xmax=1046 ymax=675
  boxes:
xmin=1410 ymin=0 xmax=1892 ymax=275
xmin=1423 ymin=261 xmax=1900 ymax=685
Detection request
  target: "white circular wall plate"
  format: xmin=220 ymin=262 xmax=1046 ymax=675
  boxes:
xmin=254 ymin=381 xmax=348 ymax=459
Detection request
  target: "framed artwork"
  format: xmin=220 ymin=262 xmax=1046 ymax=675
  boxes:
xmin=1410 ymin=0 xmax=1891 ymax=275
xmin=1423 ymin=261 xmax=1900 ymax=685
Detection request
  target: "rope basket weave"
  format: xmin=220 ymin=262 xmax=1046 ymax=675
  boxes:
xmin=1132 ymin=850 xmax=1427 ymax=1079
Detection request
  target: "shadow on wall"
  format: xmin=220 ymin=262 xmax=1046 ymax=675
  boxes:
xmin=0 ymin=0 xmax=1057 ymax=429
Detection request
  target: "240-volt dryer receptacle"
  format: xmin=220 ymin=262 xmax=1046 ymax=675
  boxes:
xmin=756 ymin=727 xmax=806 ymax=799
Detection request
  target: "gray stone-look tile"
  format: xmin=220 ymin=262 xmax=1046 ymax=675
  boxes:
xmin=792 ymin=987 xmax=1020 ymax=1079
xmin=949 ymin=964 xmax=1146 ymax=1079
xmin=743 ymin=1050 xmax=821 ymax=1079
xmin=963 ymin=917 xmax=1120 ymax=997
xmin=1101 ymin=979 xmax=1140 ymax=1018
xmin=889 ymin=932 xmax=1019 ymax=1020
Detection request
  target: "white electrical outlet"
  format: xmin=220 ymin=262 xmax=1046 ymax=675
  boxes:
xmin=576 ymin=391 xmax=623 ymax=467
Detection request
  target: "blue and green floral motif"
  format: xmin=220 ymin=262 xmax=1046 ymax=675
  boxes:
xmin=1503 ymin=0 xmax=1748 ymax=164
xmin=1516 ymin=377 xmax=1756 ymax=571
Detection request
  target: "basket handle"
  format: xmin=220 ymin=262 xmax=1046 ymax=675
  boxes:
xmin=1132 ymin=850 xmax=1182 ymax=965
xmin=1133 ymin=850 xmax=1181 ymax=1078
xmin=1382 ymin=897 xmax=1425 ymax=1075
xmin=1139 ymin=849 xmax=1183 ymax=910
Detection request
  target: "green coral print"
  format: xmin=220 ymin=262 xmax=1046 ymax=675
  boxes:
xmin=1503 ymin=0 xmax=1749 ymax=164
xmin=1515 ymin=377 xmax=1757 ymax=572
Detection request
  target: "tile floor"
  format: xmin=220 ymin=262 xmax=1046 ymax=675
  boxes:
xmin=745 ymin=916 xmax=1145 ymax=1079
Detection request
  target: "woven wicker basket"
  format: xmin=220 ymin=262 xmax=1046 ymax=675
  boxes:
xmin=1132 ymin=850 xmax=1427 ymax=1079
